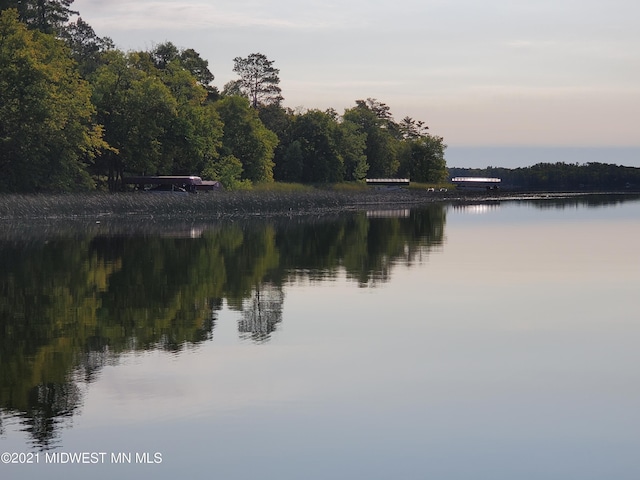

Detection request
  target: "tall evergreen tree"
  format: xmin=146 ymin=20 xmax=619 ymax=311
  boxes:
xmin=0 ymin=0 xmax=77 ymax=34
xmin=231 ymin=53 xmax=283 ymax=108
xmin=151 ymin=42 xmax=218 ymax=99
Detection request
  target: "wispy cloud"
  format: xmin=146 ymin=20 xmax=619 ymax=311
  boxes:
xmin=72 ymin=0 xmax=640 ymax=146
xmin=74 ymin=0 xmax=362 ymax=31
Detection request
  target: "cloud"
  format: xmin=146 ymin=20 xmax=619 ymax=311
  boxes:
xmin=72 ymin=0 xmax=640 ymax=147
xmin=74 ymin=0 xmax=362 ymax=31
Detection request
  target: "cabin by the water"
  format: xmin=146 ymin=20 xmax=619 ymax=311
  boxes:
xmin=451 ymin=177 xmax=501 ymax=190
xmin=123 ymin=176 xmax=222 ymax=193
xmin=366 ymin=178 xmax=411 ymax=188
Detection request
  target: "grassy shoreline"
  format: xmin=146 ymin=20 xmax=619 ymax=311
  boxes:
xmin=0 ymin=188 xmax=637 ymax=221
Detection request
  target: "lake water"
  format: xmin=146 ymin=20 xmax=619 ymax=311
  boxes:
xmin=1 ymin=195 xmax=639 ymax=479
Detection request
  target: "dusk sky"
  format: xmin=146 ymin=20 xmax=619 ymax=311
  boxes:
xmin=72 ymin=0 xmax=639 ymax=167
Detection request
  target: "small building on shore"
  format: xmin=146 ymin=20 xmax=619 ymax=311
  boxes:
xmin=451 ymin=177 xmax=501 ymax=190
xmin=365 ymin=178 xmax=410 ymax=188
xmin=123 ymin=176 xmax=223 ymax=193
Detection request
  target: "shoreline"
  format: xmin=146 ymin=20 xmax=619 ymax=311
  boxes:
xmin=0 ymin=189 xmax=637 ymax=241
xmin=0 ymin=189 xmax=638 ymax=220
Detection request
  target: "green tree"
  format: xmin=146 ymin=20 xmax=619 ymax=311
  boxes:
xmin=399 ymin=135 xmax=448 ymax=183
xmin=60 ymin=16 xmax=113 ymax=77
xmin=289 ymin=109 xmax=344 ymax=183
xmin=258 ymin=103 xmax=297 ymax=182
xmin=277 ymin=140 xmax=305 ymax=182
xmin=337 ymin=118 xmax=368 ymax=181
xmin=397 ymin=114 xmax=447 ymax=183
xmin=214 ymin=96 xmax=278 ymax=183
xmin=343 ymin=99 xmax=400 ymax=178
xmin=202 ymin=154 xmax=251 ymax=189
xmin=90 ymin=50 xmax=178 ymax=188
xmin=231 ymin=52 xmax=283 ymax=108
xmin=258 ymin=103 xmax=293 ymax=137
xmin=150 ymin=41 xmax=180 ymax=69
xmin=0 ymin=0 xmax=77 ymax=34
xmin=398 ymin=115 xmax=428 ymax=140
xmin=150 ymin=42 xmax=217 ymax=97
xmin=90 ymin=48 xmax=223 ymax=188
xmin=153 ymin=56 xmax=223 ymax=175
xmin=0 ymin=9 xmax=107 ymax=191
xmin=179 ymin=48 xmax=215 ymax=87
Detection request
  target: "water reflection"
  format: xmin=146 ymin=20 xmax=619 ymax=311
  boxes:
xmin=525 ymin=193 xmax=640 ymax=209
xmin=2 ymin=194 xmax=637 ymax=451
xmin=0 ymin=206 xmax=445 ymax=448
xmin=450 ymin=203 xmax=500 ymax=214
xmin=448 ymin=193 xmax=640 ymax=213
xmin=238 ymin=283 xmax=284 ymax=343
xmin=474 ymin=193 xmax=638 ymax=211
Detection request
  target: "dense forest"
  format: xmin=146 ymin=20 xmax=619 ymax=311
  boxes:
xmin=0 ymin=0 xmax=448 ymax=192
xmin=449 ymin=162 xmax=640 ymax=191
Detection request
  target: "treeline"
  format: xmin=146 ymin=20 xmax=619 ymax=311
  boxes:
xmin=449 ymin=162 xmax=640 ymax=191
xmin=0 ymin=1 xmax=447 ymax=192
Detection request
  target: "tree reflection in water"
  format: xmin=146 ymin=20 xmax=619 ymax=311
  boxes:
xmin=0 ymin=206 xmax=446 ymax=448
xmin=239 ymin=283 xmax=284 ymax=343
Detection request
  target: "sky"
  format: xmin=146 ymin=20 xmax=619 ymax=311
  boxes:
xmin=71 ymin=0 xmax=640 ymax=167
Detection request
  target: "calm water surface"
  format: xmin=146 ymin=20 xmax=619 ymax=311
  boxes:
xmin=1 ymin=195 xmax=639 ymax=479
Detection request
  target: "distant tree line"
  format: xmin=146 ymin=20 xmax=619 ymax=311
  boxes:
xmin=449 ymin=162 xmax=640 ymax=191
xmin=0 ymin=1 xmax=448 ymax=192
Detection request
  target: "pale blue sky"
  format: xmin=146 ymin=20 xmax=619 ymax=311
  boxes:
xmin=73 ymin=0 xmax=640 ymax=166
